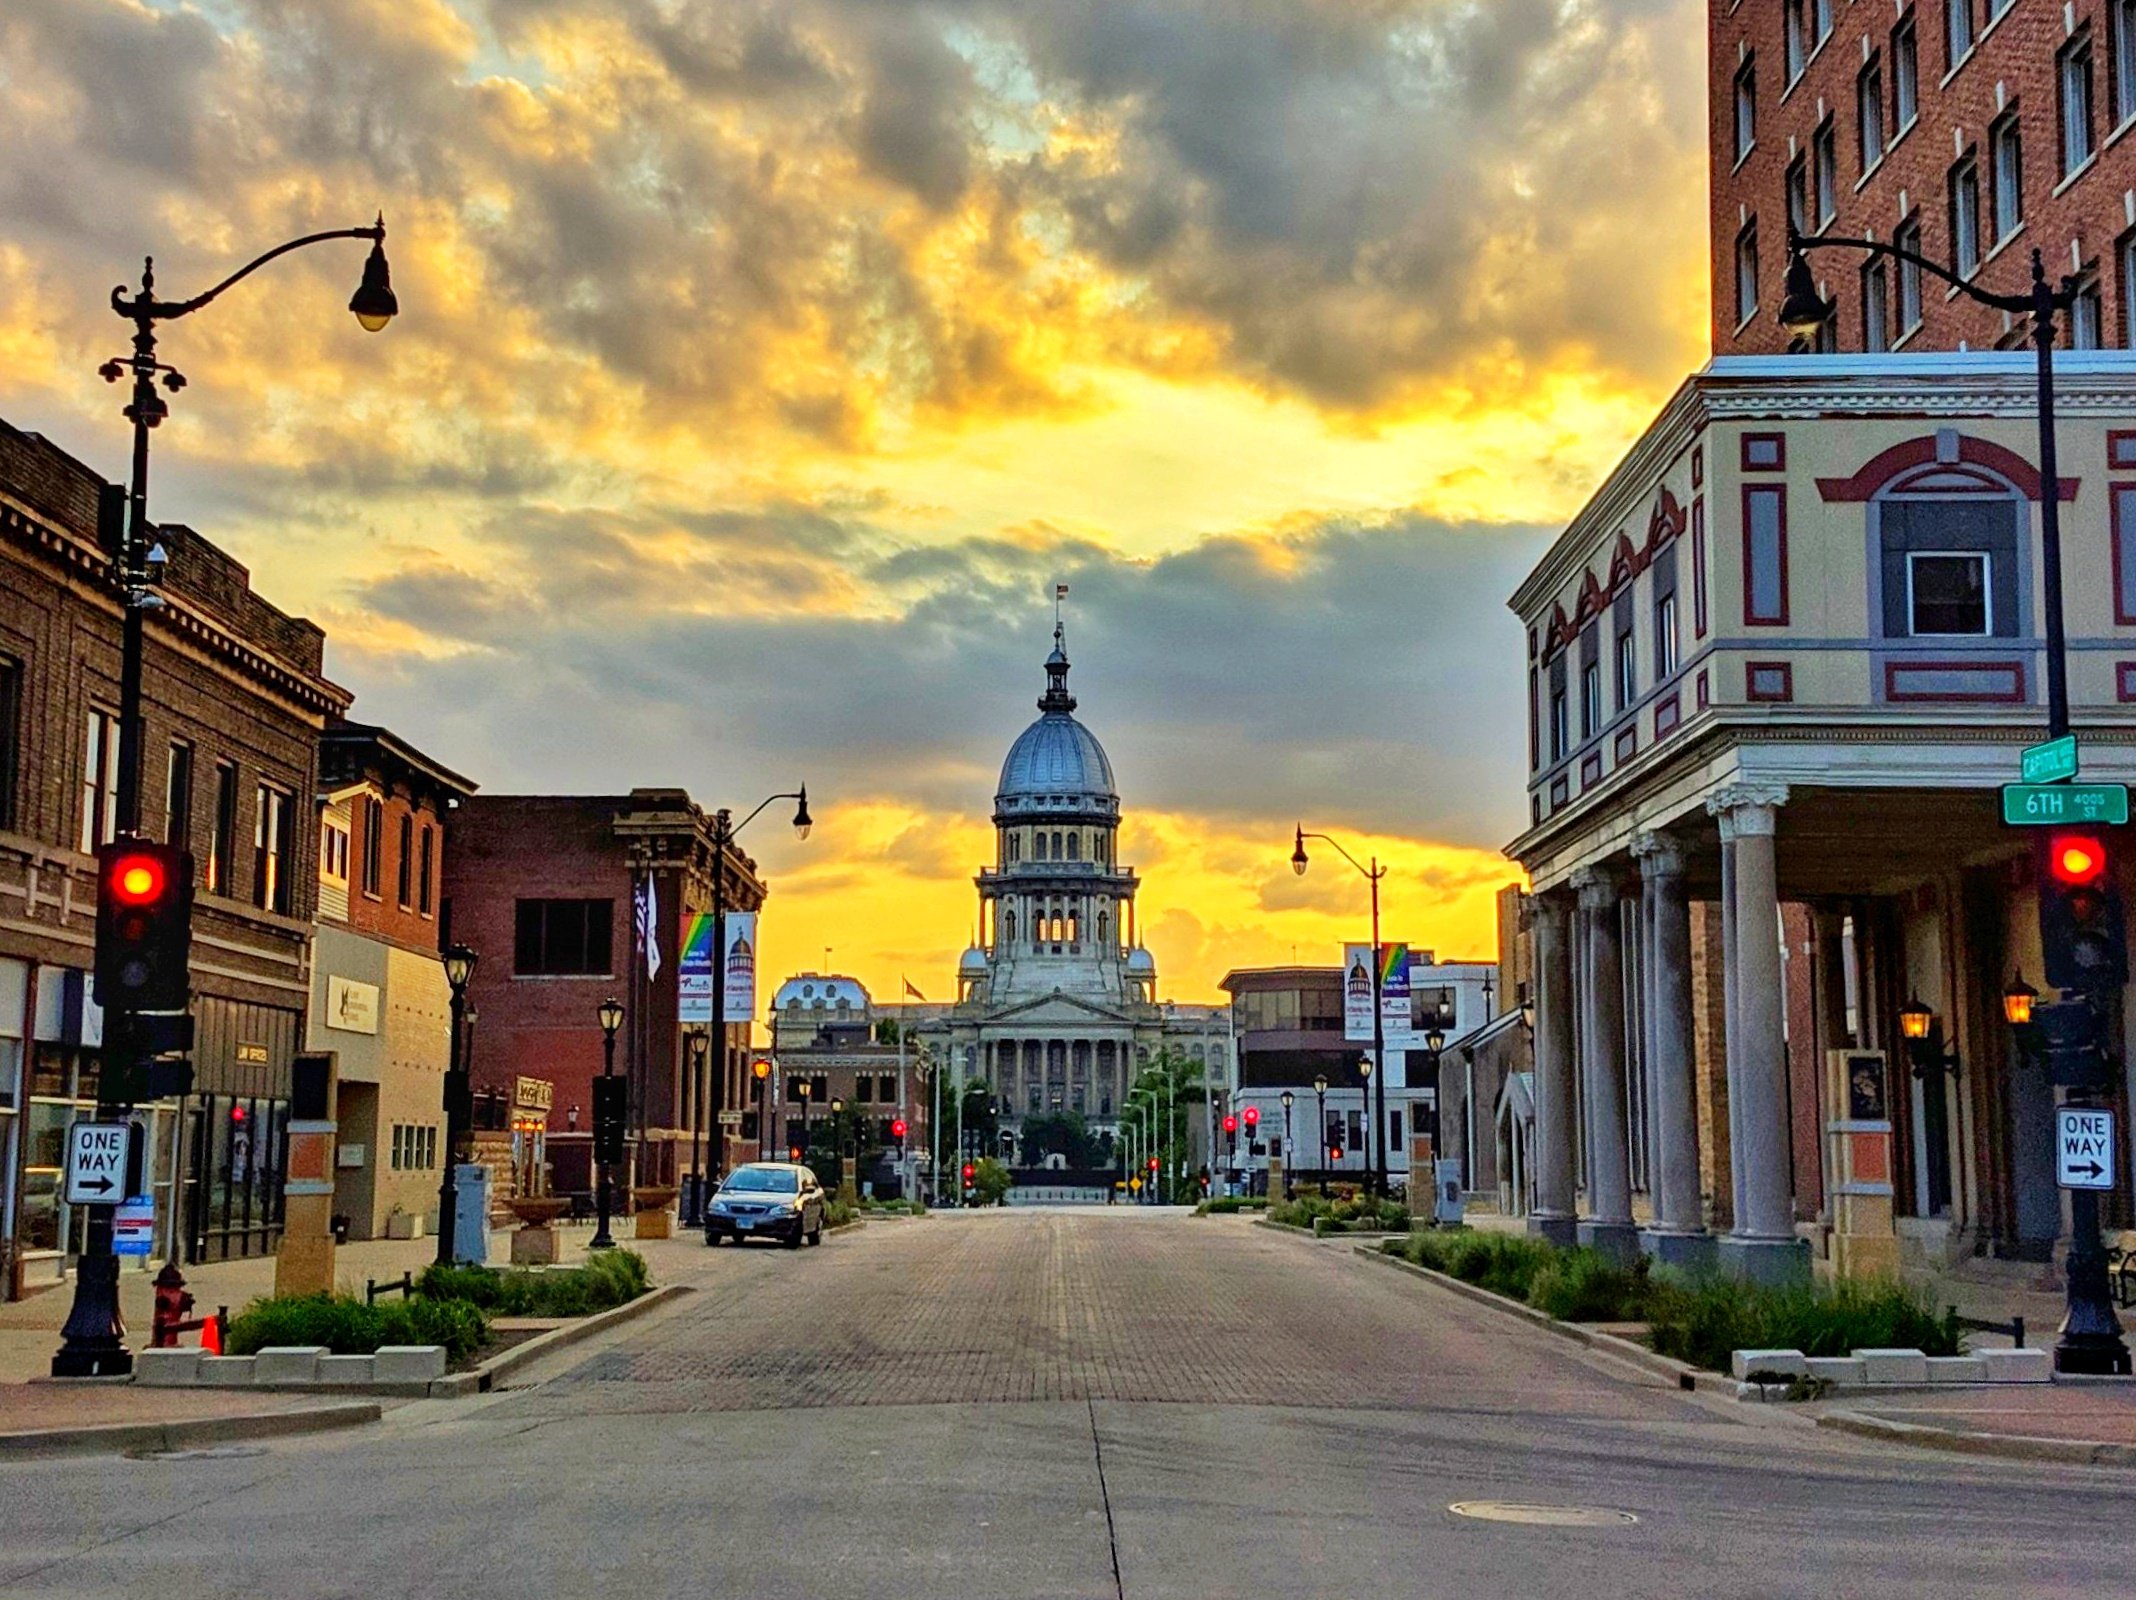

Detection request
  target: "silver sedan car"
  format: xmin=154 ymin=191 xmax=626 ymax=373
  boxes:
xmin=704 ymin=1162 xmax=827 ymax=1248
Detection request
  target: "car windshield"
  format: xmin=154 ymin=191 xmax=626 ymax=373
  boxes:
xmin=720 ymin=1167 xmax=799 ymax=1195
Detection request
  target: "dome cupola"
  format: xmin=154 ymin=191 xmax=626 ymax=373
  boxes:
xmin=994 ymin=616 xmax=1118 ymax=822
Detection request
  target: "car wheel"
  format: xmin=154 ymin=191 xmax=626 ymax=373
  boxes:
xmin=783 ymin=1223 xmax=804 ymax=1249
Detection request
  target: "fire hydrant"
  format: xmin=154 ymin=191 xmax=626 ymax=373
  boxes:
xmin=149 ymin=1262 xmax=194 ymax=1349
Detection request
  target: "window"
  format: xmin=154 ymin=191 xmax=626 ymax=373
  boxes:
xmin=1580 ymin=660 xmax=1602 ymax=739
xmin=164 ymin=742 xmax=192 ymax=850
xmin=1894 ymin=215 xmax=1924 ymax=335
xmin=1692 ymin=497 xmax=1709 ymax=638
xmin=1815 ymin=0 xmax=1833 ymax=47
xmin=1947 ymin=0 xmax=1974 ymax=68
xmin=359 ymin=794 xmax=384 ymax=895
xmin=418 ymin=823 xmax=435 ymax=915
xmin=1859 ymin=57 xmax=1886 ymax=172
xmin=854 ymin=1077 xmax=873 ymax=1104
xmin=1989 ymin=113 xmax=2022 ymax=242
xmin=2117 ymin=0 xmax=2136 ymax=129
xmin=2061 ymin=31 xmax=2097 ymax=176
xmin=2125 ymin=232 xmax=2136 ymax=348
xmin=1066 ymin=831 xmax=1079 ymax=860
xmin=1950 ymin=155 xmax=1981 ymax=275
xmin=1655 ymin=592 xmax=1680 ymax=679
xmin=1785 ymin=0 xmax=1808 ymax=81
xmin=1862 ymin=257 xmax=1891 ymax=352
xmin=396 ymin=814 xmax=414 ymax=908
xmin=1735 ymin=220 xmax=1760 ymax=325
xmin=1813 ymin=118 xmax=1837 ymax=227
xmin=207 ymin=761 xmax=237 ymax=895
xmin=513 ymin=898 xmax=615 ymax=976
xmin=1548 ymin=687 xmax=1568 ymax=760
xmin=1908 ymin=552 xmax=1992 ymax=635
xmin=79 ymin=708 xmax=120 ymax=853
xmin=1734 ymin=58 xmax=1756 ymax=162
xmin=1893 ymin=15 xmax=1919 ymax=130
xmin=320 ymin=817 xmax=350 ymax=884
xmin=1744 ymin=486 xmax=1789 ymax=625
xmin=2071 ymin=275 xmax=2104 ymax=349
xmin=250 ymin=784 xmax=292 ymax=912
xmin=1614 ymin=629 xmax=1636 ymax=710
xmin=1785 ymin=154 xmax=1809 ymax=236
xmin=2116 ymin=484 xmax=2136 ymax=622
xmin=0 ymin=656 xmax=18 ymax=830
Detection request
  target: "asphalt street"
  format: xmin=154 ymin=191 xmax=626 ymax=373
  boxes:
xmin=3 ymin=1209 xmax=2132 ymax=1599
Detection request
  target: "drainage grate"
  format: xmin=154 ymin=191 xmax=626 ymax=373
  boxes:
xmin=1448 ymin=1502 xmax=1639 ymax=1527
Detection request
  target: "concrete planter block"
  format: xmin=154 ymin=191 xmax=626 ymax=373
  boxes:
xmin=373 ymin=1345 xmax=448 ymax=1384
xmin=1979 ymin=1347 xmax=2052 ymax=1383
xmin=198 ymin=1355 xmax=258 ymax=1384
xmin=316 ymin=1354 xmax=377 ymax=1385
xmin=1925 ymin=1355 xmax=1987 ymax=1383
xmin=1854 ymin=1347 xmax=1930 ymax=1385
xmin=1731 ymin=1348 xmax=1808 ymax=1381
xmin=1803 ymin=1356 xmax=1864 ymax=1385
xmin=133 ymin=1348 xmax=205 ymax=1387
xmin=254 ymin=1346 xmax=327 ymax=1384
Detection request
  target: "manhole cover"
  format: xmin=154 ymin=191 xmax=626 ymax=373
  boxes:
xmin=1448 ymin=1502 xmax=1638 ymax=1527
xmin=125 ymin=1445 xmax=270 ymax=1463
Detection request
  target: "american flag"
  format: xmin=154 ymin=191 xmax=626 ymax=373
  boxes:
xmin=636 ymin=875 xmax=660 ymax=980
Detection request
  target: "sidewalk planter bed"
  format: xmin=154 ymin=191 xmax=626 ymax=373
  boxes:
xmin=1273 ymin=1194 xmax=1409 ymax=1233
xmin=226 ymin=1290 xmax=488 ymax=1362
xmin=1194 ymin=1197 xmax=1268 ymax=1215
xmin=416 ymin=1248 xmax=649 ymax=1319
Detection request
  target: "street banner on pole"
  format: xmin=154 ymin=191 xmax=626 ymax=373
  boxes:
xmin=722 ymin=911 xmax=757 ymax=1019
xmin=1379 ymin=943 xmax=1412 ymax=1046
xmin=679 ymin=910 xmax=758 ymax=1024
xmin=1343 ymin=945 xmax=1374 ymax=1041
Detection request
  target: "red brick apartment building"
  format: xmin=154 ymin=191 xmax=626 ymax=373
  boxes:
xmin=1713 ymin=0 xmax=2136 ymax=353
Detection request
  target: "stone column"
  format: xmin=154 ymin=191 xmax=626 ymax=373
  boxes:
xmin=1706 ymin=784 xmax=1809 ymax=1285
xmin=1528 ymin=890 xmax=1578 ymax=1247
xmin=1634 ymin=832 xmax=1712 ymax=1269
xmin=1573 ymin=867 xmax=1637 ymax=1262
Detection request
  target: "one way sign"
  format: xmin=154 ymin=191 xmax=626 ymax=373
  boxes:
xmin=2056 ymin=1106 xmax=2118 ymax=1192
xmin=63 ymin=1122 xmax=132 ymax=1206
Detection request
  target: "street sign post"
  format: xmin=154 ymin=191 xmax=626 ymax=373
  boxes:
xmin=2056 ymin=1106 xmax=2117 ymax=1191
xmin=62 ymin=1122 xmax=131 ymax=1205
xmin=2002 ymin=783 xmax=2130 ymax=826
xmin=2022 ymin=734 xmax=2081 ymax=784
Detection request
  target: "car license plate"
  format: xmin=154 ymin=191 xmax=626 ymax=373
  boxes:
xmin=736 ymin=1218 xmax=752 ymax=1230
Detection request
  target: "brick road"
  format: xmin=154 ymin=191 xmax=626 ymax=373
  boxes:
xmin=495 ymin=1208 xmax=1702 ymax=1419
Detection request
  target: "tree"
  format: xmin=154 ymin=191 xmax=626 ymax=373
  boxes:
xmin=1121 ymin=1046 xmax=1208 ymax=1203
xmin=972 ymin=1156 xmax=1013 ymax=1206
xmin=1019 ymin=1111 xmax=1104 ymax=1168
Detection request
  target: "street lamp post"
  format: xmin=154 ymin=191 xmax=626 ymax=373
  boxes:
xmin=683 ymin=1028 xmax=710 ymax=1225
xmin=796 ymin=1078 xmax=813 ymax=1162
xmin=593 ymin=998 xmax=624 ymax=1251
xmin=1312 ymin=1074 xmax=1329 ymax=1197
xmin=435 ymin=945 xmax=479 ymax=1267
xmin=1357 ymin=1055 xmax=1374 ymax=1182
xmin=830 ymin=1096 xmax=846 ymax=1190
xmin=53 ymin=220 xmax=397 ymax=1381
xmin=1293 ymin=826 xmax=1389 ymax=1196
xmin=753 ymin=1057 xmax=771 ymax=1162
xmin=1780 ymin=231 xmax=2127 ymax=1377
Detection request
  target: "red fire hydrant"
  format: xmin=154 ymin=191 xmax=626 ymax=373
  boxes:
xmin=149 ymin=1262 xmax=194 ymax=1349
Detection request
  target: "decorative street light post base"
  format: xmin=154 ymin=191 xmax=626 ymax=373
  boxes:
xmin=52 ymin=1249 xmax=131 ymax=1379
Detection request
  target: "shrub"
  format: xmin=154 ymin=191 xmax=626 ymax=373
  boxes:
xmin=1646 ymin=1275 xmax=1961 ymax=1371
xmin=1196 ymin=1196 xmax=1269 ymax=1215
xmin=1526 ymin=1251 xmax=1650 ymax=1323
xmin=822 ymin=1194 xmax=858 ymax=1229
xmin=1391 ymin=1229 xmax=1556 ymax=1300
xmin=415 ymin=1249 xmax=649 ymax=1319
xmin=226 ymin=1291 xmax=489 ymax=1361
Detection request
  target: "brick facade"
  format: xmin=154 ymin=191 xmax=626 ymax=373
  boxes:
xmin=1713 ymin=0 xmax=2136 ymax=354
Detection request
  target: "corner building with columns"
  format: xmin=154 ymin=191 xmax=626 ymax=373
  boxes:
xmin=919 ymin=620 xmax=1227 ymax=1156
xmin=1508 ymin=350 xmax=2136 ymax=1283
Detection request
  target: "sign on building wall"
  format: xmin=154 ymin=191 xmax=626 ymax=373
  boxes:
xmin=324 ymin=976 xmax=381 ymax=1035
xmin=680 ymin=911 xmax=758 ymax=1024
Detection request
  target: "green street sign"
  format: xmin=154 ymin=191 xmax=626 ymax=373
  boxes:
xmin=2002 ymin=783 xmax=2129 ymax=826
xmin=2021 ymin=734 xmax=2080 ymax=785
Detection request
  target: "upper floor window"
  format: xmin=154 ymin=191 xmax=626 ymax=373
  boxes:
xmin=1655 ymin=592 xmax=1681 ymax=679
xmin=360 ymin=794 xmax=384 ymax=896
xmin=0 ymin=656 xmax=19 ymax=833
xmin=1744 ymin=486 xmax=1790 ymax=626
xmin=1735 ymin=220 xmax=1760 ymax=325
xmin=396 ymin=813 xmax=414 ymax=908
xmin=1947 ymin=0 xmax=1975 ymax=68
xmin=1907 ymin=552 xmax=1991 ymax=636
xmin=513 ymin=898 xmax=614 ymax=976
xmin=2123 ymin=234 xmax=2136 ymax=349
xmin=2061 ymin=30 xmax=2097 ymax=176
xmin=1549 ymin=686 xmax=1569 ymax=760
xmin=1989 ymin=112 xmax=2022 ymax=242
xmin=1579 ymin=659 xmax=1603 ymax=739
xmin=1814 ymin=0 xmax=1834 ymax=48
xmin=1785 ymin=154 xmax=1809 ymax=236
xmin=1893 ymin=15 xmax=1920 ymax=131
xmin=1785 ymin=0 xmax=1809 ymax=81
xmin=1894 ymin=215 xmax=1925 ymax=335
xmin=418 ymin=823 xmax=436 ymax=915
xmin=164 ymin=741 xmax=192 ymax=851
xmin=1859 ymin=56 xmax=1886 ymax=172
xmin=1614 ymin=629 xmax=1637 ymax=710
xmin=2115 ymin=0 xmax=2136 ymax=129
xmin=1878 ymin=491 xmax=2022 ymax=640
xmin=1862 ymin=256 xmax=1892 ymax=352
xmin=79 ymin=708 xmax=120 ymax=854
xmin=1734 ymin=58 xmax=1757 ymax=162
xmin=207 ymin=761 xmax=238 ymax=896
xmin=2070 ymin=274 xmax=2104 ymax=349
xmin=320 ymin=817 xmax=350 ymax=885
xmin=1949 ymin=154 xmax=1982 ymax=276
xmin=254 ymin=784 xmax=294 ymax=914
xmin=1813 ymin=119 xmax=1838 ymax=227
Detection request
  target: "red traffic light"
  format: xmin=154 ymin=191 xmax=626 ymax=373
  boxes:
xmin=1147 ymin=1155 xmax=1159 ymax=1170
xmin=1328 ymin=1145 xmax=1342 ymax=1162
xmin=891 ymin=1118 xmax=908 ymax=1140
xmin=961 ymin=1163 xmax=976 ymax=1183
xmin=111 ymin=853 xmax=168 ymax=904
xmin=231 ymin=1104 xmax=248 ymax=1124
xmin=1242 ymin=1105 xmax=1260 ymax=1128
xmin=1222 ymin=1113 xmax=1238 ymax=1133
xmin=2050 ymin=834 xmax=2109 ymax=885
xmin=789 ymin=1145 xmax=803 ymax=1160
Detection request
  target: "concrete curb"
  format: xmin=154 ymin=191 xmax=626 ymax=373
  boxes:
xmin=1817 ymin=1408 xmax=2136 ymax=1469
xmin=0 ymin=1400 xmax=382 ymax=1461
xmin=444 ymin=1281 xmax=693 ymax=1396
xmin=1352 ymin=1243 xmax=1717 ymax=1392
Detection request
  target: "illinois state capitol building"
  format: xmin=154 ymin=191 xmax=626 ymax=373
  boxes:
xmin=915 ymin=619 xmax=1227 ymax=1147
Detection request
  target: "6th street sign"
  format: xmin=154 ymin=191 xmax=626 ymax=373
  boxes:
xmin=2001 ymin=783 xmax=2131 ymax=826
xmin=63 ymin=1122 xmax=130 ymax=1205
xmin=2056 ymin=1106 xmax=2117 ymax=1191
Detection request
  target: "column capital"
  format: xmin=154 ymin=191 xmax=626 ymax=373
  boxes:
xmin=1705 ymin=781 xmax=1790 ymax=839
xmin=1530 ymin=886 xmax=1574 ymax=927
xmin=1569 ymin=865 xmax=1629 ymax=911
xmin=1630 ymin=830 xmax=1686 ymax=879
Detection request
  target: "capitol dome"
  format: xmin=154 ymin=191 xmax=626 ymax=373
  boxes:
xmin=994 ymin=628 xmax=1118 ymax=818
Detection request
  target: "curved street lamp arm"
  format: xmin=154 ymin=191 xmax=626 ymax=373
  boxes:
xmin=111 ymin=223 xmax=386 ymax=324
xmin=727 ymin=789 xmax=806 ymax=841
xmin=1787 ymin=223 xmax=2061 ymax=316
xmin=1299 ymin=829 xmax=1385 ymax=882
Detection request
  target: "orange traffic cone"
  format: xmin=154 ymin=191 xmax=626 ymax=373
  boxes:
xmin=200 ymin=1314 xmax=222 ymax=1355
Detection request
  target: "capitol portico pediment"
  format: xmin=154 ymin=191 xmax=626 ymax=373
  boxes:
xmin=978 ymin=992 xmax=1136 ymax=1028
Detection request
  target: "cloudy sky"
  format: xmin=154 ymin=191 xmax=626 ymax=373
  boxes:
xmin=0 ymin=0 xmax=1708 ymax=1001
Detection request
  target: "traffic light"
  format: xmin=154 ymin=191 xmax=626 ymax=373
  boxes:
xmin=2040 ymin=832 xmax=2127 ymax=993
xmin=591 ymin=1075 xmax=628 ymax=1165
xmin=95 ymin=840 xmax=193 ymax=1012
xmin=1222 ymin=1113 xmax=1238 ymax=1134
xmin=962 ymin=1162 xmax=976 ymax=1183
xmin=2035 ymin=995 xmax=2115 ymax=1090
xmin=1242 ymin=1105 xmax=1260 ymax=1131
xmin=1146 ymin=1155 xmax=1159 ymax=1172
xmin=891 ymin=1117 xmax=908 ymax=1150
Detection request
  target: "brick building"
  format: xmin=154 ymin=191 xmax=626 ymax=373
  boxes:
xmin=308 ymin=722 xmax=475 ymax=1240
xmin=0 ymin=418 xmax=349 ymax=1296
xmin=1713 ymin=0 xmax=2136 ymax=354
xmin=441 ymin=790 xmax=768 ymax=1205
